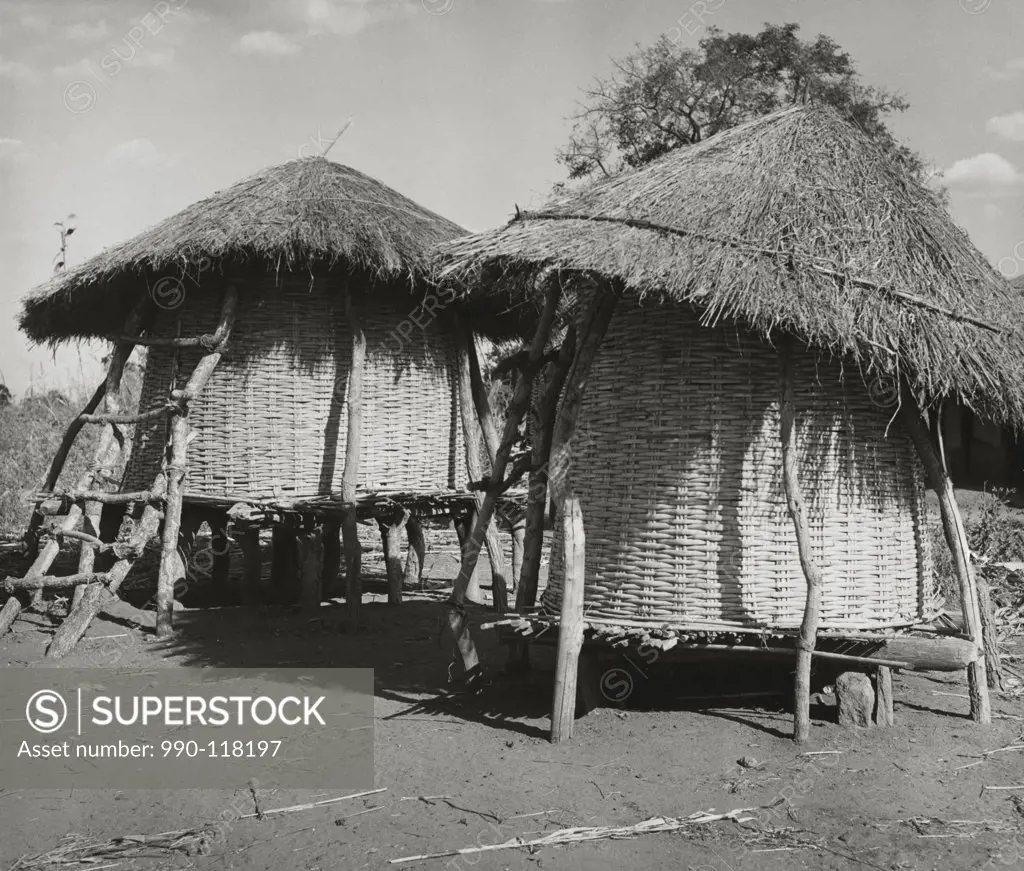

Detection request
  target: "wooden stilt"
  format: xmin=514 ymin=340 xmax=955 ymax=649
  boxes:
xmin=874 ymin=666 xmax=895 ymax=727
xmin=271 ymin=523 xmax=299 ymax=604
xmin=342 ymin=293 xmax=366 ymax=633
xmin=551 ymin=496 xmax=586 ymax=742
xmin=156 ymin=412 xmax=189 ymax=637
xmin=899 ymin=392 xmax=991 ymax=724
xmin=779 ymin=338 xmax=824 ymax=744
xmin=239 ymin=527 xmax=263 ymax=604
xmin=404 ymin=516 xmax=425 ymax=590
xmin=455 ymin=326 xmax=510 ymax=612
xmin=380 ymin=511 xmax=409 ymax=606
xmin=543 ymin=282 xmax=618 ymax=740
xmin=321 ymin=516 xmax=342 ymax=598
xmin=297 ymin=524 xmax=324 ymax=609
xmin=975 ymin=572 xmax=1003 ymax=691
xmin=510 ymin=516 xmax=526 ymax=590
xmin=451 ymin=508 xmax=484 ymax=605
xmin=210 ymin=513 xmax=231 ymax=593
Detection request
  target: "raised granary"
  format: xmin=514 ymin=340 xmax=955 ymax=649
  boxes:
xmin=437 ymin=105 xmax=1024 ymax=741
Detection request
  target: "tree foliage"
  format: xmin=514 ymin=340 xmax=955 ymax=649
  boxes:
xmin=558 ymin=23 xmax=923 ymax=182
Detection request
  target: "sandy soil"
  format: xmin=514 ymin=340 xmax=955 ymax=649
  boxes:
xmin=2 ymin=529 xmax=1024 ymax=871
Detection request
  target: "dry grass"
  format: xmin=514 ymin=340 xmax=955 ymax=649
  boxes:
xmin=439 ymin=105 xmax=1024 ymax=430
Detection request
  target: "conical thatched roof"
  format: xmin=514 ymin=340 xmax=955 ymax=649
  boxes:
xmin=439 ymin=105 xmax=1024 ymax=429
xmin=21 ymin=158 xmax=466 ymax=343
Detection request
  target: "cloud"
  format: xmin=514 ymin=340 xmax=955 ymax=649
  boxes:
xmin=982 ymin=203 xmax=1003 ymax=221
xmin=65 ymin=20 xmax=112 ymax=41
xmin=0 ymin=136 xmax=22 ymax=157
xmin=0 ymin=55 xmax=35 ymax=83
xmin=105 ymin=138 xmax=173 ymax=167
xmin=295 ymin=0 xmax=413 ymax=37
xmin=234 ymin=30 xmax=301 ymax=56
xmin=986 ymin=111 xmax=1024 ymax=142
xmin=944 ymin=152 xmax=1023 ymax=187
xmin=984 ymin=57 xmax=1024 ymax=81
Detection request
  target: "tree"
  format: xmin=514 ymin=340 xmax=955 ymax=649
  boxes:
xmin=558 ymin=23 xmax=923 ymax=183
xmin=0 ymin=384 xmax=11 ymax=408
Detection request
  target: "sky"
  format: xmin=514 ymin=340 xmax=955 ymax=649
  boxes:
xmin=0 ymin=0 xmax=1022 ymax=398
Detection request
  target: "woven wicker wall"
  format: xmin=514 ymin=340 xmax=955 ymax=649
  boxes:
xmin=543 ymin=300 xmax=937 ymax=631
xmin=122 ymin=273 xmax=467 ymax=501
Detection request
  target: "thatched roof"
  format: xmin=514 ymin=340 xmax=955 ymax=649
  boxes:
xmin=438 ymin=105 xmax=1024 ymax=429
xmin=21 ymin=158 xmax=466 ymax=343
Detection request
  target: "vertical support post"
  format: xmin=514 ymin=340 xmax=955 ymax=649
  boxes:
xmin=551 ymin=496 xmax=586 ymax=743
xmin=271 ymin=522 xmax=299 ymax=603
xmin=404 ymin=516 xmax=426 ymax=590
xmin=455 ymin=325 xmax=510 ymax=612
xmin=545 ymin=280 xmax=618 ymax=741
xmin=239 ymin=526 xmax=263 ymax=604
xmin=779 ymin=338 xmax=824 ymax=744
xmin=451 ymin=508 xmax=484 ymax=604
xmin=899 ymin=392 xmax=991 ymax=723
xmin=380 ymin=511 xmax=409 ymax=606
xmin=156 ymin=413 xmax=188 ymax=638
xmin=874 ymin=666 xmax=895 ymax=727
xmin=321 ymin=516 xmax=342 ymax=598
xmin=297 ymin=523 xmax=324 ymax=609
xmin=511 ymin=516 xmax=526 ymax=589
xmin=342 ymin=293 xmax=366 ymax=632
xmin=210 ymin=513 xmax=231 ymax=593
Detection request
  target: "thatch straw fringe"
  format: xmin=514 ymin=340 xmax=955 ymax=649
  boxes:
xmin=438 ymin=105 xmax=1024 ymax=430
xmin=21 ymin=158 xmax=466 ymax=343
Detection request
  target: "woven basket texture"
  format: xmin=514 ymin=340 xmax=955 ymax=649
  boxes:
xmin=543 ymin=299 xmax=938 ymax=631
xmin=122 ymin=272 xmax=467 ymax=501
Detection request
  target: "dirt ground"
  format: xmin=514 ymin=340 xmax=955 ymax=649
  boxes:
xmin=2 ymin=527 xmax=1024 ymax=871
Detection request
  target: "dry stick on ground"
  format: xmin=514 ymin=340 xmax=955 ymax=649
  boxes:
xmin=455 ymin=325 xmax=510 ymax=612
xmin=516 ymin=327 xmax=576 ymax=615
xmin=899 ymin=391 xmax=991 ymax=724
xmin=388 ymin=806 xmax=760 ymax=865
xmin=445 ymin=279 xmax=562 ymax=676
xmin=342 ymin=292 xmax=366 ymax=633
xmin=546 ymin=280 xmax=618 ymax=741
xmin=155 ymin=287 xmax=238 ymax=638
xmin=779 ymin=337 xmax=825 ymax=744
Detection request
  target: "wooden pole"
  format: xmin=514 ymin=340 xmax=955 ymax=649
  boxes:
xmin=544 ymin=281 xmax=618 ymax=741
xmin=404 ymin=516 xmax=425 ymax=589
xmin=516 ymin=328 xmax=576 ymax=614
xmin=511 ymin=516 xmax=526 ymax=589
xmin=874 ymin=666 xmax=895 ymax=727
xmin=778 ymin=338 xmax=825 ymax=744
xmin=380 ymin=511 xmax=410 ymax=606
xmin=551 ymin=496 xmax=586 ymax=742
xmin=156 ymin=413 xmax=188 ymax=637
xmin=899 ymin=392 xmax=991 ymax=723
xmin=445 ymin=278 xmax=564 ymax=677
xmin=210 ymin=513 xmax=231 ymax=593
xmin=321 ymin=516 xmax=342 ymax=598
xmin=452 ymin=508 xmax=484 ymax=604
xmin=271 ymin=523 xmax=299 ymax=603
xmin=153 ymin=287 xmax=237 ymax=638
xmin=239 ymin=526 xmax=263 ymax=604
xmin=297 ymin=523 xmax=324 ymax=609
xmin=455 ymin=325 xmax=510 ymax=611
xmin=342 ymin=292 xmax=366 ymax=633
